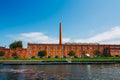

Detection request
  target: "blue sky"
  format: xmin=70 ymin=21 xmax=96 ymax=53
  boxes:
xmin=1 ymin=0 xmax=120 ymax=48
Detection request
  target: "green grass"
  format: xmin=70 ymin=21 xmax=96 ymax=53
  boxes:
xmin=0 ymin=58 xmax=66 ymax=61
xmin=0 ymin=57 xmax=120 ymax=61
xmin=72 ymin=57 xmax=120 ymax=61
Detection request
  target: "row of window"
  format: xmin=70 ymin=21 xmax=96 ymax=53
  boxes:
xmin=29 ymin=46 xmax=98 ymax=51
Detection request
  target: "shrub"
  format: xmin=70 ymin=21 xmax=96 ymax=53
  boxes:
xmin=38 ymin=50 xmax=47 ymax=58
xmin=63 ymin=56 xmax=67 ymax=58
xmin=55 ymin=56 xmax=59 ymax=58
xmin=102 ymin=47 xmax=111 ymax=57
xmin=115 ymin=55 xmax=119 ymax=57
xmin=9 ymin=41 xmax=23 ymax=49
xmin=48 ymin=56 xmax=51 ymax=58
xmin=14 ymin=56 xmax=19 ymax=58
xmin=12 ymin=53 xmax=18 ymax=58
xmin=74 ymin=55 xmax=78 ymax=58
xmin=31 ymin=56 xmax=35 ymax=58
xmin=94 ymin=49 xmax=101 ymax=57
xmin=0 ymin=51 xmax=5 ymax=57
xmin=68 ymin=50 xmax=76 ymax=57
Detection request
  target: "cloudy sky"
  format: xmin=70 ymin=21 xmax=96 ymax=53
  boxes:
xmin=0 ymin=0 xmax=120 ymax=48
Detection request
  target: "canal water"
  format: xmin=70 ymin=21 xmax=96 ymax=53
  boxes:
xmin=0 ymin=64 xmax=120 ymax=80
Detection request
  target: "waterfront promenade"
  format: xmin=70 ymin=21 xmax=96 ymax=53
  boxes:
xmin=0 ymin=58 xmax=120 ymax=65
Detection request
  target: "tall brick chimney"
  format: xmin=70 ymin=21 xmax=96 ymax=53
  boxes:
xmin=59 ymin=22 xmax=62 ymax=45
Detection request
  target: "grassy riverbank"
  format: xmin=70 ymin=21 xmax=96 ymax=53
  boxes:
xmin=0 ymin=57 xmax=120 ymax=61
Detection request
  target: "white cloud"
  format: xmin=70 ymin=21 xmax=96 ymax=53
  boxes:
xmin=8 ymin=26 xmax=120 ymax=46
xmin=74 ymin=26 xmax=120 ymax=44
xmin=8 ymin=32 xmax=70 ymax=44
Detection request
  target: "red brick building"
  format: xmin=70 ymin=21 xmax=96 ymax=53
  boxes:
xmin=0 ymin=23 xmax=120 ymax=58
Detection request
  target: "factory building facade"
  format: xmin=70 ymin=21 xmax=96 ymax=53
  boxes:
xmin=0 ymin=23 xmax=120 ymax=58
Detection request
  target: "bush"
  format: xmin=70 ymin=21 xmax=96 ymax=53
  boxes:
xmin=0 ymin=51 xmax=5 ymax=57
xmin=74 ymin=56 xmax=78 ymax=58
xmin=102 ymin=47 xmax=111 ymax=57
xmin=55 ymin=56 xmax=59 ymax=58
xmin=94 ymin=49 xmax=101 ymax=57
xmin=63 ymin=56 xmax=67 ymax=58
xmin=12 ymin=53 xmax=18 ymax=58
xmin=115 ymin=55 xmax=119 ymax=57
xmin=14 ymin=56 xmax=19 ymax=58
xmin=48 ymin=56 xmax=51 ymax=58
xmin=38 ymin=50 xmax=47 ymax=58
xmin=31 ymin=56 xmax=35 ymax=58
xmin=9 ymin=41 xmax=23 ymax=49
xmin=68 ymin=50 xmax=76 ymax=57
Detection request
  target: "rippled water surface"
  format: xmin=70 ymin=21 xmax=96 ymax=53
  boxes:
xmin=0 ymin=64 xmax=120 ymax=80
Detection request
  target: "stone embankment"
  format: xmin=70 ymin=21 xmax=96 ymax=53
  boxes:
xmin=0 ymin=60 xmax=120 ymax=65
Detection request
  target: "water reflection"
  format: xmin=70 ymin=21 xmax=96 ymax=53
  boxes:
xmin=0 ymin=64 xmax=120 ymax=80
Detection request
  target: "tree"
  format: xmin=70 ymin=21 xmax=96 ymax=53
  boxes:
xmin=102 ymin=47 xmax=111 ymax=57
xmin=31 ymin=56 xmax=35 ymax=58
xmin=16 ymin=41 xmax=22 ymax=48
xmin=12 ymin=53 xmax=18 ymax=58
xmin=38 ymin=50 xmax=47 ymax=58
xmin=95 ymin=49 xmax=101 ymax=57
xmin=9 ymin=41 xmax=23 ymax=49
xmin=0 ymin=51 xmax=5 ymax=57
xmin=55 ymin=55 xmax=59 ymax=58
xmin=63 ymin=56 xmax=67 ymax=58
xmin=48 ymin=56 xmax=51 ymax=58
xmin=9 ymin=42 xmax=16 ymax=49
xmin=74 ymin=55 xmax=78 ymax=58
xmin=68 ymin=50 xmax=76 ymax=57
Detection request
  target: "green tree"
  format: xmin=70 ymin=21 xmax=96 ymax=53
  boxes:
xmin=38 ymin=50 xmax=47 ymax=58
xmin=0 ymin=51 xmax=5 ymax=57
xmin=12 ymin=53 xmax=18 ymax=58
xmin=9 ymin=42 xmax=16 ymax=49
xmin=68 ymin=50 xmax=76 ymax=57
xmin=16 ymin=41 xmax=22 ymax=48
xmin=102 ymin=47 xmax=111 ymax=57
xmin=95 ymin=49 xmax=101 ymax=57
xmin=9 ymin=41 xmax=23 ymax=49
xmin=55 ymin=55 xmax=59 ymax=58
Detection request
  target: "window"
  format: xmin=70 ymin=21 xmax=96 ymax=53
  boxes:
xmin=67 ymin=46 xmax=70 ymax=52
xmin=36 ymin=45 xmax=38 ymax=56
xmin=55 ymin=51 xmax=58 ymax=56
xmin=62 ymin=46 xmax=64 ymax=50
xmin=42 ymin=46 xmax=45 ymax=50
xmin=90 ymin=47 xmax=92 ymax=50
xmin=79 ymin=51 xmax=82 ymax=54
xmin=55 ymin=46 xmax=58 ymax=51
xmin=73 ymin=46 xmax=76 ymax=50
xmin=83 ymin=47 xmax=87 ymax=50
xmin=62 ymin=51 xmax=64 ymax=57
xmin=29 ymin=46 xmax=33 ymax=57
xmin=18 ymin=51 xmax=20 ymax=56
xmin=5 ymin=51 xmax=8 ymax=57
